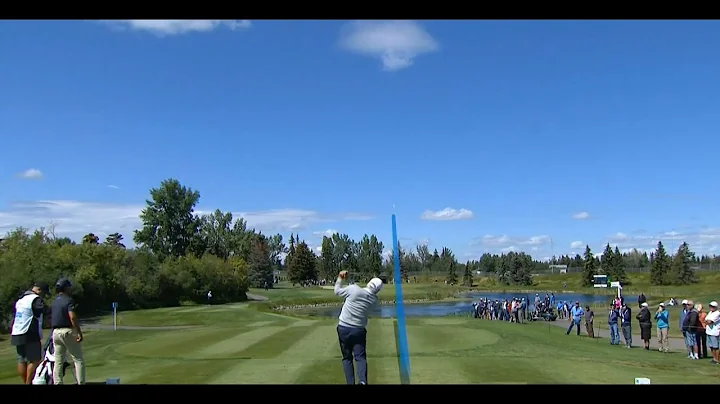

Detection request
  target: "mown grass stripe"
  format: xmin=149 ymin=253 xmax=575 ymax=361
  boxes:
xmin=233 ymin=323 xmax=318 ymax=359
xmin=189 ymin=326 xmax=287 ymax=358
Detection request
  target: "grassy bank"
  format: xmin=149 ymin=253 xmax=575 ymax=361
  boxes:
xmin=477 ymin=271 xmax=720 ymax=299
xmin=3 ymin=303 xmax=717 ymax=384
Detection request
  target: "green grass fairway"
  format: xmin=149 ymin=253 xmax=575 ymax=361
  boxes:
xmin=2 ymin=303 xmax=718 ymax=384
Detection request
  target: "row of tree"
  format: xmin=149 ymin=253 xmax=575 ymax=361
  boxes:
xmin=580 ymin=242 xmax=698 ymax=287
xmin=1 ymin=178 xmax=712 ymax=329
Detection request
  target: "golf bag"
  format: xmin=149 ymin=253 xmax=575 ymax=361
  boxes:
xmin=32 ymin=336 xmax=70 ymax=385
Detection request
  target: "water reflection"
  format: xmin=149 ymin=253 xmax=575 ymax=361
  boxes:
xmin=302 ymin=292 xmax=619 ymax=319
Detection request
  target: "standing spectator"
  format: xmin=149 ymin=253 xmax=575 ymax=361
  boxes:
xmin=696 ymin=303 xmax=708 ymax=359
xmin=682 ymin=300 xmax=699 ymax=360
xmin=206 ymin=290 xmax=212 ymax=305
xmin=704 ymin=301 xmax=720 ymax=364
xmin=655 ymin=303 xmax=670 ymax=353
xmin=566 ymin=301 xmax=584 ymax=336
xmin=679 ymin=299 xmax=689 ymax=341
xmin=620 ymin=302 xmax=633 ymax=348
xmin=636 ymin=302 xmax=652 ymax=350
xmin=608 ymin=303 xmax=620 ymax=345
xmin=10 ymin=282 xmax=49 ymax=384
xmin=584 ymin=305 xmax=595 ymax=338
xmin=51 ymin=278 xmax=85 ymax=384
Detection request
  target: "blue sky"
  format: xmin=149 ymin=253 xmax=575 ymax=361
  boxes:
xmin=1 ymin=20 xmax=719 ymax=260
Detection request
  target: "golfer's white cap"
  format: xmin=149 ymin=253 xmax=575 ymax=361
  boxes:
xmin=682 ymin=299 xmax=688 ymax=304
xmin=658 ymin=303 xmax=665 ymax=307
xmin=710 ymin=301 xmax=718 ymax=308
xmin=366 ymin=278 xmax=383 ymax=294
xmin=641 ymin=302 xmax=649 ymax=307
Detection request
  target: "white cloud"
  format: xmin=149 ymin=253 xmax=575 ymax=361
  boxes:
xmin=0 ymin=200 xmax=372 ymax=245
xmin=479 ymin=234 xmax=551 ymax=248
xmin=339 ymin=20 xmax=439 ymax=71
xmin=312 ymin=229 xmax=338 ymax=238
xmin=106 ymin=20 xmax=251 ymax=36
xmin=420 ymin=207 xmax=473 ymax=221
xmin=605 ymin=227 xmax=720 ymax=255
xmin=107 ymin=185 xmax=119 ymax=189
xmin=570 ymin=241 xmax=584 ymax=249
xmin=572 ymin=211 xmax=590 ymax=220
xmin=17 ymin=169 xmax=43 ymax=179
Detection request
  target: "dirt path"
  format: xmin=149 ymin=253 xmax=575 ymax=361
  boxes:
xmin=545 ymin=319 xmax=688 ymax=350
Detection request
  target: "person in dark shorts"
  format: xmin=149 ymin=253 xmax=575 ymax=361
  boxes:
xmin=10 ymin=282 xmax=49 ymax=384
xmin=51 ymin=278 xmax=85 ymax=384
xmin=636 ymin=302 xmax=652 ymax=350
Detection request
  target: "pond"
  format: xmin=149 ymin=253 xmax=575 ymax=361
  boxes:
xmin=302 ymin=292 xmax=622 ymax=319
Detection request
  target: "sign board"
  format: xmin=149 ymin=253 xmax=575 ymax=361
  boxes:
xmin=610 ymin=282 xmax=621 ymax=288
xmin=634 ymin=377 xmax=650 ymax=385
xmin=112 ymin=302 xmax=118 ymax=310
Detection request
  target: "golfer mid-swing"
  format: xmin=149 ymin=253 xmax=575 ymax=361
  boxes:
xmin=334 ymin=270 xmax=382 ymax=385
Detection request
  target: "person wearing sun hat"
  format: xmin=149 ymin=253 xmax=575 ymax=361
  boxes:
xmin=704 ymin=301 xmax=720 ymax=364
xmin=636 ymin=302 xmax=652 ymax=350
xmin=655 ymin=302 xmax=670 ymax=353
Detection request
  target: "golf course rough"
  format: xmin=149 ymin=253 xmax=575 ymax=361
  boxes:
xmin=2 ymin=302 xmax=718 ymax=384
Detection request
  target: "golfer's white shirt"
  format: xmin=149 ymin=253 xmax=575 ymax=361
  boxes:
xmin=334 ymin=279 xmax=378 ymax=328
xmin=706 ymin=311 xmax=720 ymax=337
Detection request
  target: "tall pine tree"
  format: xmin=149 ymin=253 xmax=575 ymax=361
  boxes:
xmin=582 ymin=245 xmax=596 ymax=287
xmin=601 ymin=243 xmax=615 ymax=277
xmin=650 ymin=241 xmax=670 ymax=285
xmin=671 ymin=242 xmax=697 ymax=285
xmin=612 ymin=246 xmax=628 ymax=284
xmin=462 ymin=260 xmax=473 ymax=286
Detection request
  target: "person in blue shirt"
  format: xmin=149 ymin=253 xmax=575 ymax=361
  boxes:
xmin=566 ymin=301 xmax=584 ymax=336
xmin=655 ymin=302 xmax=670 ymax=352
xmin=620 ymin=302 xmax=633 ymax=348
xmin=608 ymin=303 xmax=620 ymax=345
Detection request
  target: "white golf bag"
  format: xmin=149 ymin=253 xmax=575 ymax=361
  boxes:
xmin=32 ymin=337 xmax=69 ymax=385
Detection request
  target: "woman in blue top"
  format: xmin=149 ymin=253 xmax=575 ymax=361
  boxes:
xmin=655 ymin=303 xmax=670 ymax=353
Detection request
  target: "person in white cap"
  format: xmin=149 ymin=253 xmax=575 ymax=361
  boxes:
xmin=334 ymin=270 xmax=383 ymax=384
xmin=636 ymin=302 xmax=652 ymax=350
xmin=704 ymin=301 xmax=720 ymax=364
xmin=655 ymin=303 xmax=670 ymax=352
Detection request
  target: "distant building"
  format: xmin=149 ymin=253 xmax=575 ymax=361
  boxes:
xmin=548 ymin=264 xmax=567 ymax=274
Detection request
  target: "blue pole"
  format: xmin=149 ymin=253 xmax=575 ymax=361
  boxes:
xmin=391 ymin=214 xmax=411 ymax=384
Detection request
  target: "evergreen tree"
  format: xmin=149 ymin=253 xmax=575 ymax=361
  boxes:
xmin=447 ymin=260 xmax=458 ymax=284
xmin=612 ymin=246 xmax=628 ymax=284
xmin=601 ymin=243 xmax=614 ymax=277
xmin=582 ymin=245 xmax=596 ymax=287
xmin=671 ymin=242 xmax=697 ymax=285
xmin=462 ymin=260 xmax=473 ymax=286
xmin=286 ymin=241 xmax=317 ymax=284
xmin=248 ymin=238 xmax=274 ymax=288
xmin=650 ymin=241 xmax=670 ymax=286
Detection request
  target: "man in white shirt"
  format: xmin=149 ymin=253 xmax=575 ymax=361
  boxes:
xmin=334 ymin=270 xmax=383 ymax=384
xmin=704 ymin=301 xmax=720 ymax=365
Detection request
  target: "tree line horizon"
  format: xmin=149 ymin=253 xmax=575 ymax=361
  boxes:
xmin=0 ymin=178 xmax=715 ymax=329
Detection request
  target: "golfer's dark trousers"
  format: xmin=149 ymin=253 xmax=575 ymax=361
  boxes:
xmin=337 ymin=325 xmax=368 ymax=385
xmin=696 ymin=329 xmax=708 ymax=358
xmin=566 ymin=319 xmax=581 ymax=335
